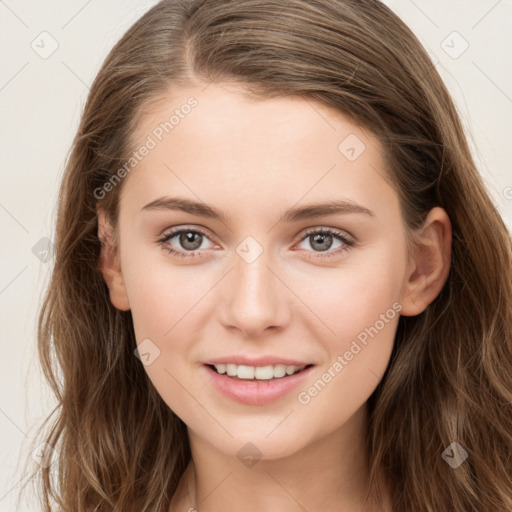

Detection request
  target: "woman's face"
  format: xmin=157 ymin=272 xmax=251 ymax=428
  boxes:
xmin=105 ymin=82 xmax=415 ymax=459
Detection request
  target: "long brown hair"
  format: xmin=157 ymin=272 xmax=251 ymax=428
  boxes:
xmin=20 ymin=0 xmax=512 ymax=510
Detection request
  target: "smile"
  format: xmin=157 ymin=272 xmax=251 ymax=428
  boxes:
xmin=210 ymin=363 xmax=311 ymax=380
xmin=204 ymin=363 xmax=315 ymax=405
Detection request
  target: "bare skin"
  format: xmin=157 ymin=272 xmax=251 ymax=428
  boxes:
xmin=98 ymin=81 xmax=451 ymax=512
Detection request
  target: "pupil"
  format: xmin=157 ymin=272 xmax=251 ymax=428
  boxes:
xmin=181 ymin=232 xmax=202 ymax=250
xmin=311 ymin=233 xmax=332 ymax=252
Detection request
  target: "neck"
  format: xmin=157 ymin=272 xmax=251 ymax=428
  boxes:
xmin=169 ymin=404 xmax=393 ymax=512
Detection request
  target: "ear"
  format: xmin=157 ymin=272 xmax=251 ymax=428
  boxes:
xmin=97 ymin=207 xmax=131 ymax=311
xmin=400 ymin=206 xmax=452 ymax=316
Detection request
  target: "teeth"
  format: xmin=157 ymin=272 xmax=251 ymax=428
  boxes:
xmin=213 ymin=363 xmax=306 ymax=380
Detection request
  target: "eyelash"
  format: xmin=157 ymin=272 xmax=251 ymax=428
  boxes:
xmin=157 ymin=226 xmax=355 ymax=260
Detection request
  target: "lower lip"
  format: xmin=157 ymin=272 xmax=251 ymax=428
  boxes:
xmin=203 ymin=364 xmax=315 ymax=405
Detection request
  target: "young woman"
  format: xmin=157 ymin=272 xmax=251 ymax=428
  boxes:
xmin=23 ymin=0 xmax=512 ymax=511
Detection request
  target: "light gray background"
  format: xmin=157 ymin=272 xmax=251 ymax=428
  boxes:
xmin=1 ymin=1 xmax=511 ymax=510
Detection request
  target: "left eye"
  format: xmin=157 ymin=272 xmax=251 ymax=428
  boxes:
xmin=295 ymin=228 xmax=354 ymax=257
xmin=158 ymin=226 xmax=354 ymax=259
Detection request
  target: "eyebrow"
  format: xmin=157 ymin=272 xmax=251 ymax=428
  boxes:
xmin=140 ymin=196 xmax=375 ymax=223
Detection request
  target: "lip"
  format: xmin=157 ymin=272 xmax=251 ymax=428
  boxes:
xmin=203 ymin=363 xmax=315 ymax=406
xmin=203 ymin=356 xmax=312 ymax=367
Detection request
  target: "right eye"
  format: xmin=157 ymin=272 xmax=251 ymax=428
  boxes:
xmin=158 ymin=226 xmax=218 ymax=259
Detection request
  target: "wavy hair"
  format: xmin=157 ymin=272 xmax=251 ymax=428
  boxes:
xmin=20 ymin=0 xmax=512 ymax=510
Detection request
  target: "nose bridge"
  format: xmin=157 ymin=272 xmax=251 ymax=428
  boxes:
xmin=219 ymin=241 xmax=290 ymax=335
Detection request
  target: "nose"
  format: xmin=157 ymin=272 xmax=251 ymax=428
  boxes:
xmin=218 ymin=248 xmax=291 ymax=338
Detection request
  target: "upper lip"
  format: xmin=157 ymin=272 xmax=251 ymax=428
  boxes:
xmin=204 ymin=356 xmax=313 ymax=367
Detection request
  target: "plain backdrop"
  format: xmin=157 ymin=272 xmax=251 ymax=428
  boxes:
xmin=1 ymin=1 xmax=511 ymax=510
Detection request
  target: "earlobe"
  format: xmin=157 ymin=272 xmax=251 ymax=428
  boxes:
xmin=97 ymin=208 xmax=131 ymax=311
xmin=400 ymin=207 xmax=452 ymax=317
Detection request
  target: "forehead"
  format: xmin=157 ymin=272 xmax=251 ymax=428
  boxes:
xmin=121 ymin=82 xmax=397 ymax=223
xmin=134 ymin=81 xmax=379 ymax=154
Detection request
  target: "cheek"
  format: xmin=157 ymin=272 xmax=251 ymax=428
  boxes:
xmin=122 ymin=245 xmax=212 ymax=341
xmin=289 ymin=241 xmax=406 ymax=345
xmin=122 ymin=251 xmax=213 ymax=425
xmin=287 ymin=243 xmax=405 ymax=403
